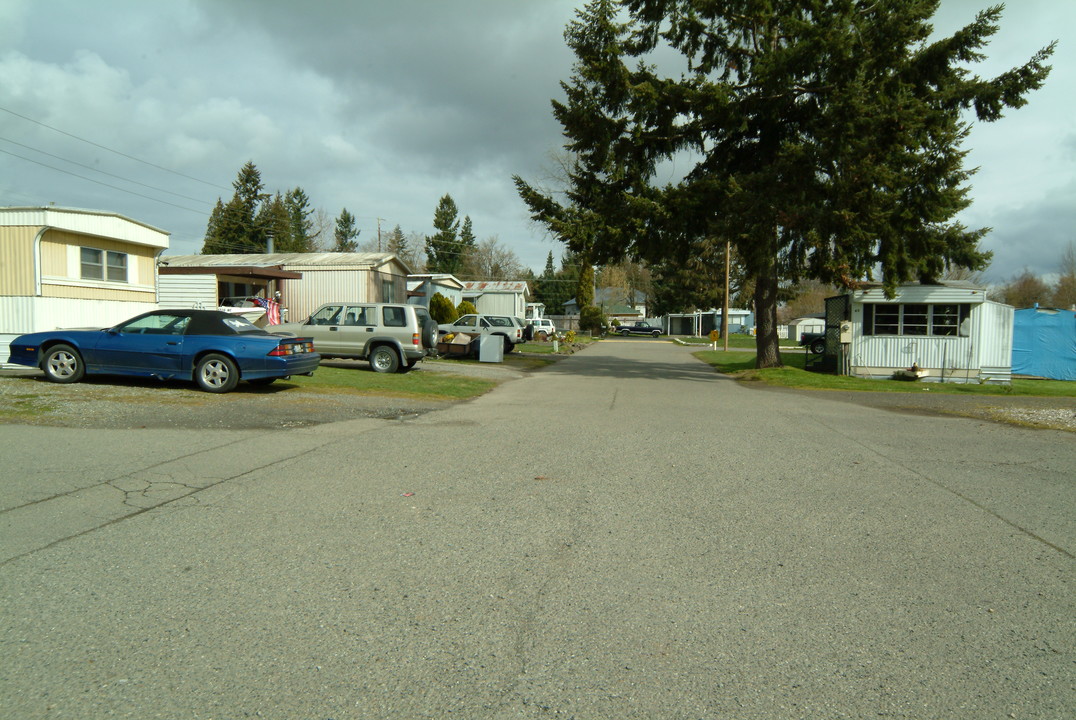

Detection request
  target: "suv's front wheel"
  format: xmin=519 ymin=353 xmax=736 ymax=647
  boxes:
xmin=369 ymin=345 xmax=400 ymax=373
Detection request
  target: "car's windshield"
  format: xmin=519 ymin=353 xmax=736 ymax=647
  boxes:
xmin=117 ymin=314 xmax=190 ymax=335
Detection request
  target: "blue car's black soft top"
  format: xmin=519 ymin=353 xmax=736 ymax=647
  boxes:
xmin=124 ymin=310 xmax=273 ymax=336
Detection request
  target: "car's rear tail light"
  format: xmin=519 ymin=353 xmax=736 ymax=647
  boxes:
xmin=268 ymin=340 xmax=314 ymax=356
xmin=412 ymin=332 xmax=420 ymax=346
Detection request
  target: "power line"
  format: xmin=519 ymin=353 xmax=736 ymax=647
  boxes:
xmin=0 ymin=105 xmax=228 ymax=190
xmin=0 ymin=148 xmax=207 ymax=214
xmin=0 ymin=136 xmax=214 ymax=206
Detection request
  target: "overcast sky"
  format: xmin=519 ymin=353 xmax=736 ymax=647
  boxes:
xmin=2 ymin=0 xmax=1072 ymax=284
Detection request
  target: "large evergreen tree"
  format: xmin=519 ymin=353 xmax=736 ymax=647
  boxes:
xmin=515 ymin=0 xmax=1054 ymax=367
xmin=283 ymin=187 xmax=316 ymax=252
xmin=202 ymin=161 xmax=269 ymax=254
xmin=257 ymin=192 xmax=292 ymax=253
xmin=332 ymin=208 xmax=360 ymax=252
xmin=425 ymin=194 xmax=462 ymax=274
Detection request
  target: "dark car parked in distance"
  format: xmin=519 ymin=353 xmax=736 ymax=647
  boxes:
xmin=7 ymin=309 xmax=319 ymax=393
xmin=799 ymin=331 xmax=826 ymax=355
xmin=617 ymin=321 xmax=663 ymax=337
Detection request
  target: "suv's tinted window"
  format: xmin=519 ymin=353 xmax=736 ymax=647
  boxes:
xmin=383 ymin=306 xmax=407 ymax=327
xmin=343 ymin=306 xmax=374 ymax=326
xmin=310 ymin=305 xmax=342 ymax=325
xmin=456 ymin=315 xmax=477 ymax=327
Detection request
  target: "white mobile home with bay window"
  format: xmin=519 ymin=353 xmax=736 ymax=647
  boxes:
xmin=817 ymin=281 xmax=1013 ymax=384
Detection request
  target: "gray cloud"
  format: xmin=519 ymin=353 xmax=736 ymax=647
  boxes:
xmin=1 ymin=0 xmax=1071 ymax=279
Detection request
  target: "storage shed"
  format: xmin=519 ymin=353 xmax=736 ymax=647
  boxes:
xmin=787 ymin=315 xmax=825 ymax=342
xmin=818 ymin=281 xmax=1013 ymax=384
xmin=1012 ymin=306 xmax=1076 ymax=381
xmin=666 ymin=309 xmax=754 ymax=336
xmin=461 ymin=281 xmax=529 ymax=318
xmin=1 ymin=206 xmax=168 ymax=363
xmin=407 ymin=273 xmax=464 ymax=308
xmin=159 ymin=252 xmax=411 ymax=322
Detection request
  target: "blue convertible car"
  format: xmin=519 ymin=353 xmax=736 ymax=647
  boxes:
xmin=7 ymin=309 xmax=320 ymax=393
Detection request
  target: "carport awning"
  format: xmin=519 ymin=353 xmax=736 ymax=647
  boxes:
xmin=158 ymin=265 xmax=303 ymax=280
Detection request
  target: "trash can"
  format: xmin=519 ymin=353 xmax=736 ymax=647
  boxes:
xmin=479 ymin=335 xmax=504 ymax=363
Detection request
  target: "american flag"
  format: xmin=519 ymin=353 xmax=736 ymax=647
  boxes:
xmin=253 ymin=297 xmax=281 ymax=325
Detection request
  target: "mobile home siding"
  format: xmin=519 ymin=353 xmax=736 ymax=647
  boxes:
xmin=2 ymin=296 xmax=157 ymax=364
xmin=158 ymin=274 xmax=218 ymax=309
xmin=0 ymin=227 xmax=38 ymax=296
xmin=853 ymin=286 xmax=990 ymax=305
xmin=280 ymin=269 xmax=370 ymax=321
xmin=849 ymin=335 xmax=976 ymax=376
xmin=0 ymin=208 xmax=169 ymax=248
xmin=474 ymin=294 xmax=519 ymax=317
xmin=977 ymin=300 xmax=1014 ymax=382
xmin=39 ymin=230 xmax=158 ymax=289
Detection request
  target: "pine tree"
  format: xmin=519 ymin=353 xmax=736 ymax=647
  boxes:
xmin=201 ymin=200 xmax=225 ymax=253
xmin=425 ymin=194 xmax=462 ymax=274
xmin=516 ymin=0 xmax=1055 ymax=368
xmin=460 ymin=216 xmax=476 ymax=251
xmin=257 ymin=192 xmax=292 ymax=253
xmin=283 ymin=187 xmax=316 ymax=252
xmin=333 ymin=208 xmax=360 ymax=252
xmin=202 ymin=161 xmax=269 ymax=253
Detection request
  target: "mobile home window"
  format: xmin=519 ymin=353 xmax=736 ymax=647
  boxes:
xmin=865 ymin=303 xmax=970 ymax=336
xmin=80 ymin=248 xmax=128 ymax=283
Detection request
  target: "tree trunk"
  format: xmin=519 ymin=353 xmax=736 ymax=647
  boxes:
xmin=753 ymin=264 xmax=783 ymax=369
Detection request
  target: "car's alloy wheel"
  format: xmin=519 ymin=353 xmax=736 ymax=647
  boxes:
xmin=42 ymin=344 xmax=85 ymax=383
xmin=370 ymin=345 xmax=400 ymax=373
xmin=195 ymin=354 xmax=239 ymax=393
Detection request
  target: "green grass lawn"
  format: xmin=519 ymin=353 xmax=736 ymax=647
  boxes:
xmin=693 ymin=349 xmax=1076 ymax=397
xmin=289 ymin=364 xmax=499 ymax=400
xmin=674 ymin=334 xmax=800 ymax=349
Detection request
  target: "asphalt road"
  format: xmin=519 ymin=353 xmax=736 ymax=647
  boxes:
xmin=1 ymin=340 xmax=1073 ymax=719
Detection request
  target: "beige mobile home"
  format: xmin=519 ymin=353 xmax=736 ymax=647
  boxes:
xmin=158 ymin=252 xmax=412 ymax=323
xmin=1 ymin=207 xmax=169 ymax=362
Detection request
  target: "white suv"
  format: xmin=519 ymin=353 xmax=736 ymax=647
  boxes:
xmin=275 ymin=302 xmax=438 ymax=373
xmin=528 ymin=318 xmax=558 ymax=340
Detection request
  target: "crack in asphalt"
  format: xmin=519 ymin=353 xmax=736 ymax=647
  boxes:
xmin=0 ymin=435 xmax=259 ymax=516
xmin=813 ymin=415 xmax=1075 ymax=561
xmin=0 ymin=435 xmax=338 ymax=567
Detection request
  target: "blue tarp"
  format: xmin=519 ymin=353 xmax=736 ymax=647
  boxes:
xmin=1012 ymin=307 xmax=1076 ymax=380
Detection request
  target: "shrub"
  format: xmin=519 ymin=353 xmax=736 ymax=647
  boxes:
xmin=579 ymin=305 xmax=605 ymax=334
xmin=457 ymin=300 xmax=477 ymax=316
xmin=430 ymin=293 xmax=458 ymax=323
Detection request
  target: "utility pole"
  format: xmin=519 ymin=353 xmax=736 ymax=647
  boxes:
xmin=722 ymin=240 xmax=730 ymax=352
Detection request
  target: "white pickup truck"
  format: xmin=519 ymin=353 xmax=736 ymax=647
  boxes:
xmin=437 ymin=314 xmax=524 ymax=353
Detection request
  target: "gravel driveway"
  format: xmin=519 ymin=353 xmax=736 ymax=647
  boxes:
xmin=0 ymin=357 xmax=529 ymax=430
